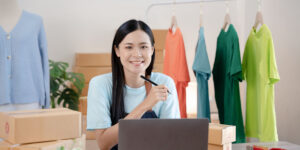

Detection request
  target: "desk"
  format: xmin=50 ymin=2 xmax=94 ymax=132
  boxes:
xmin=233 ymin=141 xmax=300 ymax=150
xmin=86 ymin=140 xmax=300 ymax=150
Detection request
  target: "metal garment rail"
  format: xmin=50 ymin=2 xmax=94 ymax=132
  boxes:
xmin=145 ymin=0 xmax=234 ymax=22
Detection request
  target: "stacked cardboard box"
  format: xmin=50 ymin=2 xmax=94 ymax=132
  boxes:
xmin=74 ymin=53 xmax=111 ymax=140
xmin=0 ymin=108 xmax=85 ymax=150
xmin=0 ymin=135 xmax=85 ymax=150
xmin=78 ymin=97 xmax=96 ymax=140
xmin=152 ymin=29 xmax=167 ymax=73
xmin=74 ymin=53 xmax=112 ymax=97
xmin=208 ymin=123 xmax=236 ymax=150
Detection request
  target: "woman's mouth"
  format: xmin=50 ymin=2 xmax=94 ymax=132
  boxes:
xmin=130 ymin=60 xmax=144 ymax=66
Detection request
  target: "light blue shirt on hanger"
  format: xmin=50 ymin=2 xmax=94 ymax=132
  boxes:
xmin=0 ymin=10 xmax=50 ymax=108
xmin=192 ymin=27 xmax=211 ymax=121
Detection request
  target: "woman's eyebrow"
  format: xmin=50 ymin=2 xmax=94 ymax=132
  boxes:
xmin=139 ymin=42 xmax=150 ymax=45
xmin=124 ymin=42 xmax=133 ymax=45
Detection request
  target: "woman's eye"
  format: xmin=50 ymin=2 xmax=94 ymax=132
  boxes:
xmin=141 ymin=46 xmax=148 ymax=49
xmin=125 ymin=46 xmax=132 ymax=49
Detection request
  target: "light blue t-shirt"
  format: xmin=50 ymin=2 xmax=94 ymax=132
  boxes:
xmin=87 ymin=72 xmax=180 ymax=130
xmin=192 ymin=27 xmax=211 ymax=121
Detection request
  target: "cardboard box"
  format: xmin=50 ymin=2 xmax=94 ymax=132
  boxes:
xmin=78 ymin=97 xmax=87 ymax=115
xmin=73 ymin=67 xmax=111 ymax=83
xmin=82 ymin=116 xmax=96 ymax=140
xmin=152 ymin=30 xmax=168 ymax=50
xmin=153 ymin=63 xmax=163 ymax=73
xmin=0 ymin=140 xmax=11 ymax=150
xmin=0 ymin=108 xmax=81 ymax=144
xmin=155 ymin=49 xmax=164 ymax=64
xmin=75 ymin=53 xmax=111 ymax=67
xmin=208 ymin=143 xmax=232 ymax=150
xmin=0 ymin=134 xmax=86 ymax=150
xmin=208 ymin=123 xmax=236 ymax=145
xmin=80 ymin=83 xmax=89 ymax=96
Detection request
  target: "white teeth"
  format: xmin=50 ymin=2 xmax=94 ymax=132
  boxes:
xmin=131 ymin=61 xmax=142 ymax=64
xmin=130 ymin=61 xmax=144 ymax=64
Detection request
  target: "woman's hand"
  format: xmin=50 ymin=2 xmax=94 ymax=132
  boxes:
xmin=144 ymin=85 xmax=169 ymax=109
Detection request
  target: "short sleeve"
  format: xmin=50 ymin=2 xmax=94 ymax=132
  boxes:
xmin=230 ymin=36 xmax=242 ymax=81
xmin=268 ymin=37 xmax=280 ymax=84
xmin=87 ymin=76 xmax=112 ymax=130
xmin=159 ymin=77 xmax=180 ymax=118
xmin=242 ymin=40 xmax=249 ymax=81
xmin=192 ymin=32 xmax=211 ymax=80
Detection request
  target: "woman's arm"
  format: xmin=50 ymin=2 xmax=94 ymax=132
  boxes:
xmin=95 ymin=85 xmax=168 ymax=150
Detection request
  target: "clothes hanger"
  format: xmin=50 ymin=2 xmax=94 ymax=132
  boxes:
xmin=253 ymin=0 xmax=264 ymax=29
xmin=170 ymin=0 xmax=177 ymax=34
xmin=170 ymin=15 xmax=178 ymax=32
xmin=222 ymin=1 xmax=231 ymax=31
xmin=199 ymin=2 xmax=203 ymax=28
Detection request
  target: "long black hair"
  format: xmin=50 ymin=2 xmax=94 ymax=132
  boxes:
xmin=110 ymin=19 xmax=155 ymax=125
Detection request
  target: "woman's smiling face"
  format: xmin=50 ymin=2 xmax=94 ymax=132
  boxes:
xmin=115 ymin=30 xmax=154 ymax=75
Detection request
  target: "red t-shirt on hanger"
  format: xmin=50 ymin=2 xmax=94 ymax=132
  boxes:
xmin=163 ymin=27 xmax=190 ymax=118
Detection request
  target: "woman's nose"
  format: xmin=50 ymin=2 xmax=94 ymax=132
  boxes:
xmin=132 ymin=48 xmax=142 ymax=57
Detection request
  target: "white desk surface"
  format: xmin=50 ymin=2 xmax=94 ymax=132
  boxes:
xmin=86 ymin=140 xmax=300 ymax=150
xmin=233 ymin=141 xmax=300 ymax=150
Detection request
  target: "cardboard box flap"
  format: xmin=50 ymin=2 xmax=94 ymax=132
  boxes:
xmin=2 ymin=108 xmax=80 ymax=118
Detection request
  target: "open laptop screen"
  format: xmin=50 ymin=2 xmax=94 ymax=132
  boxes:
xmin=119 ymin=119 xmax=209 ymax=150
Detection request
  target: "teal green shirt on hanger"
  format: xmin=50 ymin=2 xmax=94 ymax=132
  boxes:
xmin=212 ymin=24 xmax=246 ymax=143
xmin=192 ymin=27 xmax=211 ymax=121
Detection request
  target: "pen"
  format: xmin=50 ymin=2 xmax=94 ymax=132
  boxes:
xmin=140 ymin=75 xmax=172 ymax=94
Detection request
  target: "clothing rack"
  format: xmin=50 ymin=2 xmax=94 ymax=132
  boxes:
xmin=145 ymin=0 xmax=235 ymax=22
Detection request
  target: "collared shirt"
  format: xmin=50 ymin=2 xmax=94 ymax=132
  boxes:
xmin=0 ymin=10 xmax=50 ymax=108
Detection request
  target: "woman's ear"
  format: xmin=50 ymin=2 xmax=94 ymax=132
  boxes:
xmin=114 ymin=45 xmax=120 ymax=57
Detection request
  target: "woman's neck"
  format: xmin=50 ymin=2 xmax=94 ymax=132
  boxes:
xmin=124 ymin=72 xmax=145 ymax=88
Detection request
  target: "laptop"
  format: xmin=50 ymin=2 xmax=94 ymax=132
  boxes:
xmin=119 ymin=119 xmax=209 ymax=150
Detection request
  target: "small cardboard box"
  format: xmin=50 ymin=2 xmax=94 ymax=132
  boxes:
xmin=0 ymin=140 xmax=11 ymax=150
xmin=155 ymin=49 xmax=164 ymax=64
xmin=0 ymin=134 xmax=86 ymax=150
xmin=153 ymin=63 xmax=163 ymax=73
xmin=0 ymin=108 xmax=81 ymax=144
xmin=152 ymin=30 xmax=168 ymax=50
xmin=81 ymin=83 xmax=89 ymax=96
xmin=78 ymin=97 xmax=87 ymax=116
xmin=208 ymin=123 xmax=236 ymax=145
xmin=208 ymin=143 xmax=232 ymax=150
xmin=75 ymin=53 xmax=111 ymax=67
xmin=82 ymin=116 xmax=96 ymax=140
xmin=73 ymin=67 xmax=111 ymax=83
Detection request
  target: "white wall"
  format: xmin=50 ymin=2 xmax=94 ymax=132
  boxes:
xmin=17 ymin=0 xmax=300 ymax=144
xmin=18 ymin=0 xmax=245 ymax=115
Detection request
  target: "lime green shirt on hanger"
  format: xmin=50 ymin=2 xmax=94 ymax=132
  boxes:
xmin=242 ymin=24 xmax=280 ymax=142
xmin=213 ymin=24 xmax=246 ymax=143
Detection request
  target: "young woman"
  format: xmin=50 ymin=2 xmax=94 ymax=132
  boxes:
xmin=87 ymin=19 xmax=180 ymax=150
